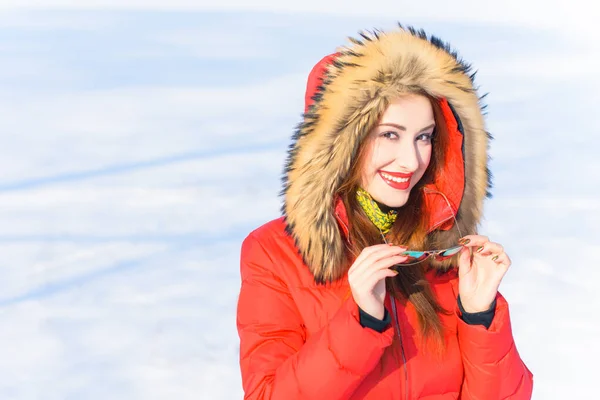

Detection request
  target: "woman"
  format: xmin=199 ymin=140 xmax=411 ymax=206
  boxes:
xmin=237 ymin=24 xmax=533 ymax=399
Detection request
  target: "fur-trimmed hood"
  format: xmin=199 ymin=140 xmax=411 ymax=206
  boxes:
xmin=282 ymin=25 xmax=492 ymax=284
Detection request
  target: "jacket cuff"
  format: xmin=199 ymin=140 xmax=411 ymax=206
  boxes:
xmin=457 ymin=295 xmax=496 ymax=329
xmin=359 ymin=306 xmax=391 ymax=332
xmin=456 ymin=294 xmax=515 ymax=363
xmin=325 ymin=296 xmax=395 ymax=375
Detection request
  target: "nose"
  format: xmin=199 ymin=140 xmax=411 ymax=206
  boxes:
xmin=394 ymin=140 xmax=421 ymax=172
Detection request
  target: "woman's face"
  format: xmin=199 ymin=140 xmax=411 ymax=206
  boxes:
xmin=361 ymin=94 xmax=435 ymax=208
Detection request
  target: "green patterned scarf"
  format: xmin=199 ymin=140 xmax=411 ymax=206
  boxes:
xmin=356 ymin=188 xmax=398 ymax=234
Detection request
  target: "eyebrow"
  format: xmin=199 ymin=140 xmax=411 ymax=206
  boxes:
xmin=378 ymin=123 xmax=436 ymax=132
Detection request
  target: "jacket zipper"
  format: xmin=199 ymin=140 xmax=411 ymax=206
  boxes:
xmin=336 ymin=211 xmax=409 ymax=397
xmin=390 ymin=297 xmax=409 ymax=399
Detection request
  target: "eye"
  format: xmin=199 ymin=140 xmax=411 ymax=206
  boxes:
xmin=381 ymin=131 xmax=399 ymax=140
xmin=416 ymin=132 xmax=434 ymax=143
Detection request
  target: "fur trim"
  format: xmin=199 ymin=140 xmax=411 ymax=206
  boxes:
xmin=282 ymin=25 xmax=491 ymax=284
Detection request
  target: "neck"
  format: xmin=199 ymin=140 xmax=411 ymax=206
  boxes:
xmin=356 ymin=188 xmax=399 ymax=234
xmin=372 ymin=198 xmax=402 ymax=214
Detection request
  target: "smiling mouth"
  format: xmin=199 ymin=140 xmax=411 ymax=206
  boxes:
xmin=380 ymin=172 xmax=410 ymax=183
xmin=379 ymin=171 xmax=412 ymax=189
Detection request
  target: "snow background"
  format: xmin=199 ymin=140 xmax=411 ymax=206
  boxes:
xmin=1 ymin=1 xmax=598 ymax=399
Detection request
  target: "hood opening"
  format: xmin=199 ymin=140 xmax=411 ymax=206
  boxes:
xmin=283 ymin=26 xmax=491 ymax=283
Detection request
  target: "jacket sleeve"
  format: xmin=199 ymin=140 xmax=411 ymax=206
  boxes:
xmin=236 ymin=233 xmax=395 ymax=400
xmin=457 ymin=292 xmax=534 ymax=399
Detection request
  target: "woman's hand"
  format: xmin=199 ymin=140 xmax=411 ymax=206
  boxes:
xmin=457 ymin=235 xmax=512 ymax=313
xmin=348 ymin=244 xmax=408 ymax=320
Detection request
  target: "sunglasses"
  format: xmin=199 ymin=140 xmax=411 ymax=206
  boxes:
xmin=379 ymin=188 xmax=465 ymax=267
xmin=395 ymin=245 xmax=463 ymax=266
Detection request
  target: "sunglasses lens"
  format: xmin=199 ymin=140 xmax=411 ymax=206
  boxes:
xmin=399 ymin=250 xmax=430 ymax=264
xmin=434 ymin=245 xmax=463 ymax=261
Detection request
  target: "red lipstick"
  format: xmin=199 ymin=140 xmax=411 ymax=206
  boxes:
xmin=378 ymin=170 xmax=413 ymax=190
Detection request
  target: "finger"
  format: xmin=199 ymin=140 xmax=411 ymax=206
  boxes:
xmin=356 ymin=255 xmax=409 ymax=282
xmin=365 ymin=254 xmax=409 ymax=274
xmin=350 ymin=246 xmax=408 ymax=276
xmin=349 ymin=244 xmax=389 ymax=276
xmin=457 ymin=246 xmax=472 ymax=277
xmin=474 ymin=241 xmax=504 ymax=256
xmin=350 ymin=244 xmax=390 ymax=269
xmin=350 ymin=244 xmax=405 ymax=273
xmin=350 ymin=245 xmax=406 ymax=276
xmin=365 ymin=268 xmax=400 ymax=288
xmin=458 ymin=234 xmax=489 ymax=249
xmin=490 ymin=252 xmax=511 ymax=268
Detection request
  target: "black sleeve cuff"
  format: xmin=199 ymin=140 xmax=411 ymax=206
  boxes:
xmin=457 ymin=295 xmax=496 ymax=330
xmin=358 ymin=306 xmax=391 ymax=332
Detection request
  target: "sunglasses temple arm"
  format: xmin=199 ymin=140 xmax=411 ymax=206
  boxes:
xmin=423 ymin=188 xmax=463 ymax=239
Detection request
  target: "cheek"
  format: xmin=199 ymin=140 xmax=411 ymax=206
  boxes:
xmin=421 ymin=145 xmax=433 ymax=170
xmin=360 ymin=160 xmax=378 ymax=187
xmin=360 ymin=142 xmax=381 ymax=183
xmin=369 ymin=141 xmax=397 ymax=170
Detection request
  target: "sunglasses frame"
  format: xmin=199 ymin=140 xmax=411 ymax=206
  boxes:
xmin=379 ymin=188 xmax=466 ymax=267
xmin=394 ymin=245 xmax=464 ymax=266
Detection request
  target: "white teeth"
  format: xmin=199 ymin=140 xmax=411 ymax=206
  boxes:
xmin=381 ymin=172 xmax=409 ymax=183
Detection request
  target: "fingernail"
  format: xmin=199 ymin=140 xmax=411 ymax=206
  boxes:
xmin=476 ymin=246 xmax=484 ymax=253
xmin=458 ymin=238 xmax=470 ymax=245
xmin=492 ymin=255 xmax=499 ymax=262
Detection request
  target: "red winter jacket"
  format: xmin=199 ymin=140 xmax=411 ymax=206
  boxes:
xmin=237 ymin=25 xmax=533 ymax=399
xmin=237 ymin=212 xmax=533 ymax=399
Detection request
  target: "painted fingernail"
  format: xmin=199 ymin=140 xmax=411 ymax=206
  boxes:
xmin=492 ymin=255 xmax=499 ymax=262
xmin=476 ymin=246 xmax=484 ymax=253
xmin=458 ymin=238 xmax=470 ymax=245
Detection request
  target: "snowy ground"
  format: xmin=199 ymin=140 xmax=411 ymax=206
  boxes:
xmin=1 ymin=3 xmax=599 ymax=399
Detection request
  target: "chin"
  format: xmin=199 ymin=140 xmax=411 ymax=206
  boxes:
xmin=385 ymin=200 xmax=409 ymax=208
xmin=376 ymin=192 xmax=410 ymax=209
